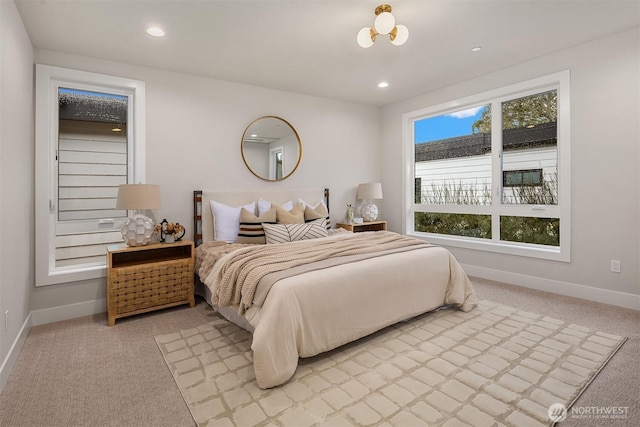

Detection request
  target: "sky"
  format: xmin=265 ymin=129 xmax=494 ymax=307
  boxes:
xmin=414 ymin=105 xmax=488 ymax=144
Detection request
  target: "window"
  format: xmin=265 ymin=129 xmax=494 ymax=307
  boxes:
xmin=404 ymin=71 xmax=570 ymax=261
xmin=503 ymin=169 xmax=543 ymax=188
xmin=36 ymin=65 xmax=146 ymax=286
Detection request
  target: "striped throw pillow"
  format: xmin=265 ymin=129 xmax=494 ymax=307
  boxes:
xmin=236 ymin=207 xmax=276 ymax=244
xmin=262 ymin=219 xmax=328 ymax=244
xmin=303 ymin=204 xmax=331 ymax=230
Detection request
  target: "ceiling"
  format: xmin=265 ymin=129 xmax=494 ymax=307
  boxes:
xmin=15 ymin=0 xmax=640 ymax=107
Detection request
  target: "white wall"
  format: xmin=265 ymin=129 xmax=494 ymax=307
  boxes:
xmin=28 ymin=49 xmax=382 ymax=316
xmin=381 ymin=27 xmax=640 ymax=308
xmin=0 ymin=0 xmax=35 ymax=389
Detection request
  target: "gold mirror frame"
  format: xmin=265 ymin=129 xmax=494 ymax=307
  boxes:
xmin=241 ymin=116 xmax=302 ymax=181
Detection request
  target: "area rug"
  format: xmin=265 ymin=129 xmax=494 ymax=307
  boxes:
xmin=155 ymin=300 xmax=626 ymax=427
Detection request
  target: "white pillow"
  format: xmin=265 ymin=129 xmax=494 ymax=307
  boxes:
xmin=262 ymin=219 xmax=328 ymax=244
xmin=297 ymin=198 xmax=327 ymax=211
xmin=258 ymin=198 xmax=294 ymax=216
xmin=210 ymin=200 xmax=256 ymax=243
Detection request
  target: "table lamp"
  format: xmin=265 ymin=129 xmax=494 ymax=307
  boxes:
xmin=357 ymin=182 xmax=383 ymax=222
xmin=116 ymin=184 xmax=161 ymax=246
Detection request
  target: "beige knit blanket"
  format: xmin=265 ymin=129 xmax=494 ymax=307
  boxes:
xmin=207 ymin=231 xmax=434 ymax=314
xmin=195 ymin=240 xmax=250 ymax=280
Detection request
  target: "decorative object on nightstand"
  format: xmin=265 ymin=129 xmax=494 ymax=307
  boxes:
xmin=345 ymin=204 xmax=354 ymax=223
xmin=357 ymin=182 xmax=383 ymax=222
xmin=157 ymin=219 xmax=186 ymax=243
xmin=116 ymin=184 xmax=161 ymax=247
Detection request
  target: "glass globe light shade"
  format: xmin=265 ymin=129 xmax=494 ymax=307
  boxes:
xmin=390 ymin=24 xmax=409 ymax=46
xmin=357 ymin=26 xmax=375 ymax=48
xmin=374 ymin=12 xmax=395 ymax=35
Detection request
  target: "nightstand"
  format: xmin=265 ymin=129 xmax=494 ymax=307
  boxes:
xmin=106 ymin=240 xmax=195 ymax=326
xmin=336 ymin=220 xmax=387 ymax=233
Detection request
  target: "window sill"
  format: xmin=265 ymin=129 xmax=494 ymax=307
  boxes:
xmin=36 ymin=264 xmax=106 ymax=287
xmin=407 ymin=231 xmax=570 ymax=262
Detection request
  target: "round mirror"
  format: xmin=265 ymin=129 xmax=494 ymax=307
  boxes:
xmin=241 ymin=116 xmax=302 ymax=181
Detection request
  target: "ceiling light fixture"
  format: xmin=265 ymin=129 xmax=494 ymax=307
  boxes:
xmin=471 ymin=46 xmax=482 ymax=52
xmin=146 ymin=27 xmax=165 ymax=37
xmin=357 ymin=4 xmax=409 ymax=48
xmin=378 ymin=82 xmax=389 ymax=88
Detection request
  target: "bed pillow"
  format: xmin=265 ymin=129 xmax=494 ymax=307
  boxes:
xmin=236 ymin=207 xmax=276 ymax=244
xmin=303 ymin=203 xmax=331 ymax=230
xmin=258 ymin=198 xmax=294 ymax=216
xmin=210 ymin=200 xmax=256 ymax=243
xmin=262 ymin=219 xmax=328 ymax=244
xmin=274 ymin=204 xmax=305 ymax=224
xmin=297 ymin=198 xmax=327 ymax=211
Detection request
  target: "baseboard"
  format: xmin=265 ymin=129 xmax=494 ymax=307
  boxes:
xmin=0 ymin=312 xmax=32 ymax=393
xmin=463 ymin=264 xmax=640 ymax=311
xmin=30 ymin=298 xmax=106 ymax=326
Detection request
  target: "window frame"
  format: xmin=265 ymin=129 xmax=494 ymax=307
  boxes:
xmin=35 ymin=64 xmax=146 ymax=286
xmin=402 ymin=71 xmax=570 ymax=262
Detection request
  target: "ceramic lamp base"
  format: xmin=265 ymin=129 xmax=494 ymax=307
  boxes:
xmin=360 ymin=201 xmax=379 ymax=222
xmin=121 ymin=214 xmax=154 ymax=246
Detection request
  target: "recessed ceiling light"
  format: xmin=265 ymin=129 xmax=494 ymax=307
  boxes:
xmin=146 ymin=27 xmax=166 ymax=37
xmin=378 ymin=82 xmax=389 ymax=88
xmin=471 ymin=46 xmax=482 ymax=52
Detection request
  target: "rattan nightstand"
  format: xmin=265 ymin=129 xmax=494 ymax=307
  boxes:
xmin=106 ymin=240 xmax=195 ymax=326
xmin=336 ymin=220 xmax=387 ymax=232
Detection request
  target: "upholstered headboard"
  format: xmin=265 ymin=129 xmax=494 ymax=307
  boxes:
xmin=193 ymin=188 xmax=329 ymax=246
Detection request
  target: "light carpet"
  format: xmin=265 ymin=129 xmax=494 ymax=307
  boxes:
xmin=155 ymin=300 xmax=626 ymax=427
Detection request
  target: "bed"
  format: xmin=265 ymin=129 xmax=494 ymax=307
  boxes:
xmin=192 ymin=188 xmax=477 ymax=389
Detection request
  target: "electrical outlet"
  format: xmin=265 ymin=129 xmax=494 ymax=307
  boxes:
xmin=610 ymin=259 xmax=621 ymax=273
xmin=4 ymin=310 xmax=8 ymax=331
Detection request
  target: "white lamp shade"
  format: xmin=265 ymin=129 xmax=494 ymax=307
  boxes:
xmin=357 ymin=26 xmax=375 ymax=48
xmin=357 ymin=182 xmax=383 ymax=200
xmin=390 ymin=24 xmax=409 ymax=46
xmin=116 ymin=184 xmax=161 ymax=210
xmin=374 ymin=11 xmax=395 ymax=35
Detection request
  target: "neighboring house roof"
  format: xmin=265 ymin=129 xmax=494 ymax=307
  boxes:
xmin=415 ymin=122 xmax=557 ymax=162
xmin=58 ymin=92 xmax=127 ymax=123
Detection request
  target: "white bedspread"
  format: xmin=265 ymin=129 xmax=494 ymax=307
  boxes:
xmin=199 ymin=233 xmax=477 ymax=388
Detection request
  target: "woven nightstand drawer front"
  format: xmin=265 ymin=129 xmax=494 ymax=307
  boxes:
xmin=108 ymin=258 xmax=194 ymax=314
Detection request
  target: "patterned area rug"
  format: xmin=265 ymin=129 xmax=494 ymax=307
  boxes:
xmin=155 ymin=300 xmax=626 ymax=427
